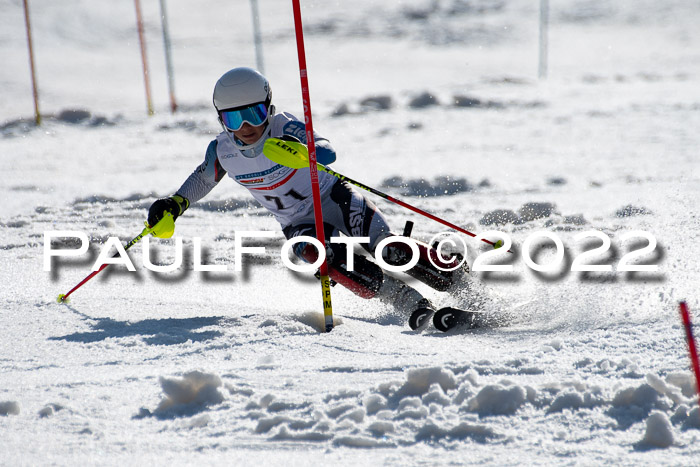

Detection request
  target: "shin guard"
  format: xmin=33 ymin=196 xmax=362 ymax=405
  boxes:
xmin=380 ymin=237 xmax=466 ymax=292
xmin=300 ymin=243 xmax=384 ymax=299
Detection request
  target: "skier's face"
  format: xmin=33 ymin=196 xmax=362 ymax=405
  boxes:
xmin=233 ymin=122 xmax=265 ymax=145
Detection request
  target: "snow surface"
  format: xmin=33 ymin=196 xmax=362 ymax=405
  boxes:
xmin=1 ymin=0 xmax=700 ymax=464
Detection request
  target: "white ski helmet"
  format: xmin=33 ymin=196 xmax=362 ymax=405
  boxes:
xmin=213 ymin=68 xmax=274 ymax=150
xmin=214 ymin=68 xmax=272 ymax=119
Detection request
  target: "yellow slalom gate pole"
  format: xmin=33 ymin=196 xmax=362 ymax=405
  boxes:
xmin=291 ymin=0 xmax=334 ymax=332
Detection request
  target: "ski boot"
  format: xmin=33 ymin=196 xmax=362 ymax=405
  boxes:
xmin=377 ymin=275 xmax=434 ymax=330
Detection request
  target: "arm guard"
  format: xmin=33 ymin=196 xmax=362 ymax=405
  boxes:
xmin=282 ymin=120 xmax=337 ymax=165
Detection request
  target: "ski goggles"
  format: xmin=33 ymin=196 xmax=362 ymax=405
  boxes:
xmin=219 ymin=103 xmax=269 ymax=132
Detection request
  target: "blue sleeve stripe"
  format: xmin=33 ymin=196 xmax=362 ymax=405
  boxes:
xmin=282 ymin=120 xmax=337 ymax=165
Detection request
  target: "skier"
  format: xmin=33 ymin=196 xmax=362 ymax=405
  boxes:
xmin=147 ymin=67 xmax=468 ymax=329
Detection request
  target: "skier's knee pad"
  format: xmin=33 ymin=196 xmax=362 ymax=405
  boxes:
xmin=300 ymin=242 xmax=384 ymax=299
xmin=379 ymin=237 xmax=467 ymax=291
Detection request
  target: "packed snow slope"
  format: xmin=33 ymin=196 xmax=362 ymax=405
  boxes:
xmin=1 ymin=0 xmax=699 ymax=465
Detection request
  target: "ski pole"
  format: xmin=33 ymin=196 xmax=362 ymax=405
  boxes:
xmin=263 ymin=138 xmax=506 ymax=250
xmin=57 ymin=213 xmax=174 ymax=303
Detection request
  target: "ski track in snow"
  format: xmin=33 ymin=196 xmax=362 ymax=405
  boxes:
xmin=2 ymin=0 xmax=700 ymax=464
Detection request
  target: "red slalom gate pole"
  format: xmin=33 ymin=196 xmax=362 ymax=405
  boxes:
xmin=291 ymin=0 xmax=334 ymax=332
xmin=134 ymin=0 xmax=154 ymax=115
xmin=22 ymin=0 xmax=40 ymax=125
xmin=679 ymin=301 xmax=700 ymax=410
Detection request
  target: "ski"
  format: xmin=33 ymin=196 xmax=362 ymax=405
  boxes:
xmin=432 ymin=307 xmax=477 ymax=332
xmin=408 ymin=306 xmax=477 ymax=332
